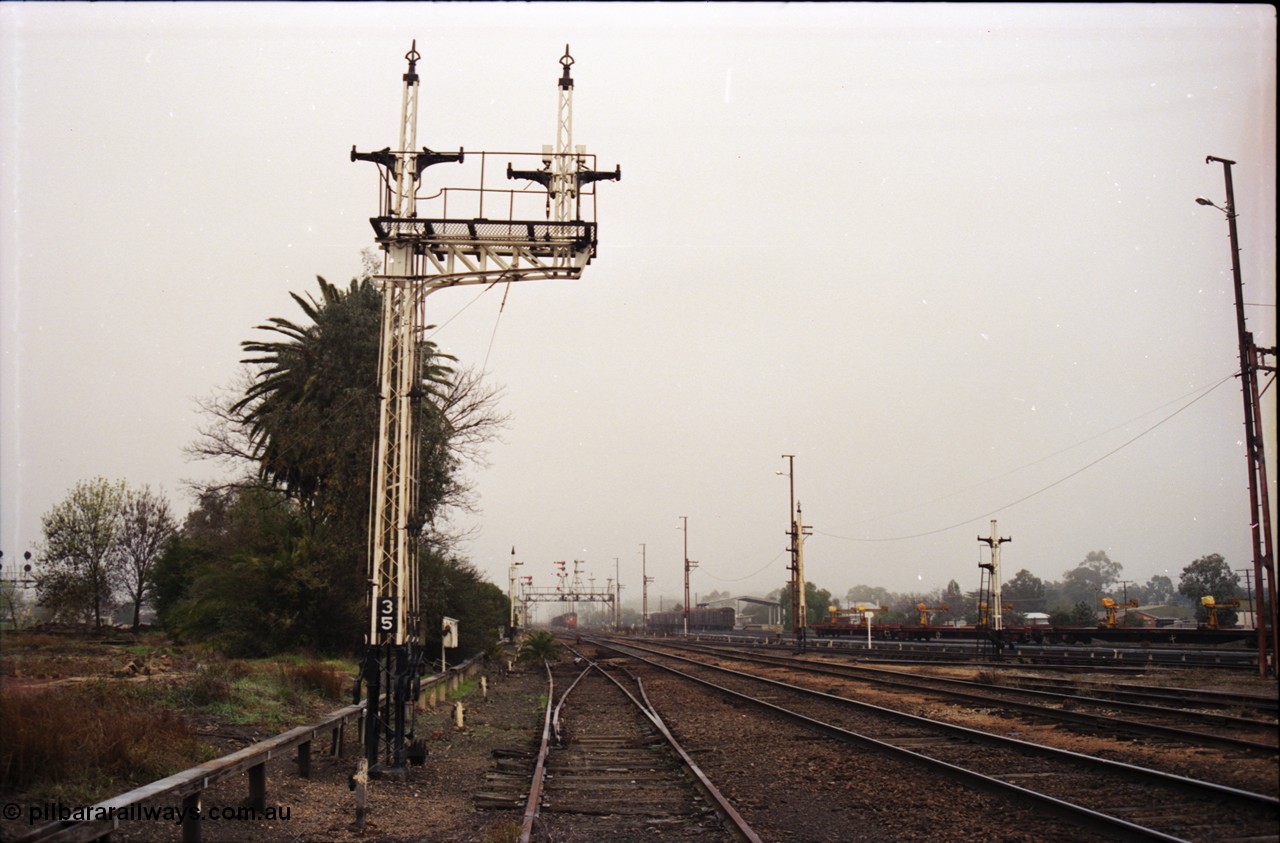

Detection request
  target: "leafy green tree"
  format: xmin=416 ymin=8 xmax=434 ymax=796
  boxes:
xmin=846 ymin=584 xmax=891 ymax=608
xmin=419 ymin=551 xmax=510 ymax=664
xmin=1002 ymin=569 xmax=1046 ymax=614
xmin=1178 ymin=554 xmax=1240 ymax=625
xmin=1049 ymin=601 xmax=1096 ymax=626
xmin=1142 ymin=574 xmax=1175 ymax=606
xmin=176 ymin=274 xmax=506 ymax=656
xmin=941 ymin=579 xmax=965 ymax=613
xmin=36 ymin=478 xmax=126 ymax=628
xmin=156 ymin=486 xmax=312 ymax=656
xmin=777 ymin=581 xmax=833 ymax=628
xmin=1058 ymin=550 xmax=1122 ymax=608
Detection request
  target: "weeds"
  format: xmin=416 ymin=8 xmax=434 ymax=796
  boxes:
xmin=283 ymin=661 xmax=347 ymax=699
xmin=0 ymin=681 xmax=203 ymax=793
xmin=974 ymin=670 xmax=1005 ymax=686
xmin=484 ymin=821 xmax=522 ymax=843
xmin=174 ymin=661 xmax=240 ymax=707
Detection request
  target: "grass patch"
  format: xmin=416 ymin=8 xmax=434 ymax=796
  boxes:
xmin=449 ymin=677 xmax=479 ymax=700
xmin=167 ymin=658 xmax=352 ymax=731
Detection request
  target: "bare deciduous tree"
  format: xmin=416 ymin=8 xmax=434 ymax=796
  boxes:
xmin=118 ymin=485 xmax=177 ymax=632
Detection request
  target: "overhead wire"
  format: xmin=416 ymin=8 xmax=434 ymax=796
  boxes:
xmin=816 ymin=372 xmax=1237 ymax=543
xmin=699 ymin=550 xmax=787 ymax=583
xmin=481 ymin=283 xmax=512 ymax=375
xmin=842 ymin=375 xmax=1240 ymax=528
xmin=425 ymin=281 xmax=501 ymax=338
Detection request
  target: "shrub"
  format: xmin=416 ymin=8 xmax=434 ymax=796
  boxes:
xmin=516 ymin=631 xmax=561 ymax=663
xmin=283 ymin=662 xmax=347 ymax=699
xmin=175 ymin=660 xmax=244 ymax=707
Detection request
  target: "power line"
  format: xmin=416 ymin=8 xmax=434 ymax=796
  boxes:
xmin=481 ymin=283 xmax=512 ymax=374
xmin=843 ymin=375 xmax=1238 ymax=529
xmin=817 ymin=373 xmax=1236 ymax=543
xmin=700 ymin=550 xmax=786 ymax=583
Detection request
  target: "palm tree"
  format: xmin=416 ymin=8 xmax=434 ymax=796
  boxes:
xmin=233 ymin=276 xmax=454 ymax=531
xmin=517 ymin=631 xmax=562 ymax=663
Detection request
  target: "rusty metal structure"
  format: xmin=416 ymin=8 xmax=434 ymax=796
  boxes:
xmin=1197 ymin=156 xmax=1276 ymax=678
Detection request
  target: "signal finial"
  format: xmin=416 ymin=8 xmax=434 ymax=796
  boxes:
xmin=404 ymin=40 xmax=420 ymax=83
xmin=559 ymin=44 xmax=574 ymax=90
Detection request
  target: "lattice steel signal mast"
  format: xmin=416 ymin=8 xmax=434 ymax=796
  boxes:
xmin=351 ymin=42 xmax=619 ymax=776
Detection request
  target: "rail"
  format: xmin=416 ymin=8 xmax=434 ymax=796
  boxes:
xmin=518 ymin=661 xmax=554 ymax=843
xmin=14 ymin=654 xmax=487 ymax=843
xmin=520 ymin=647 xmax=761 ymax=843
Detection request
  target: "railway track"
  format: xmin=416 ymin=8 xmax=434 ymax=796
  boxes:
xmin=699 ymin=632 xmax=1261 ymax=672
xmin=502 ymin=649 xmax=760 ymax=843
xmin=592 ymin=635 xmax=1279 ymax=842
xmin=1001 ymin=674 xmax=1280 ymax=716
xmin=657 ymin=639 xmax=1279 ymax=755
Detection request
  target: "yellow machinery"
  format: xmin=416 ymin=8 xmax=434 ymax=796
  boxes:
xmin=977 ymin=601 xmax=1013 ymax=627
xmin=1101 ymin=597 xmax=1140 ymax=628
xmin=915 ymin=603 xmax=951 ymax=626
xmin=1201 ymin=596 xmax=1241 ymax=630
xmin=827 ymin=605 xmax=887 ymax=625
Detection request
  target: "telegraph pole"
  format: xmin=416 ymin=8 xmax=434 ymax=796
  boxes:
xmin=640 ymin=543 xmax=652 ymax=631
xmin=779 ymin=455 xmax=811 ymax=650
xmin=680 ymin=517 xmax=697 ymax=635
xmin=1238 ymin=567 xmax=1255 ymax=629
xmin=1198 ymin=156 xmax=1276 ymax=677
xmin=614 ymin=557 xmax=622 ymax=628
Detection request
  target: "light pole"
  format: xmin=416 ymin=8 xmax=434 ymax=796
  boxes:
xmin=1197 ymin=156 xmax=1277 ymax=677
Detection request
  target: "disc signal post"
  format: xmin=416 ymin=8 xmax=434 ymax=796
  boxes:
xmin=977 ymin=520 xmax=1012 ymax=657
xmin=350 ymin=42 xmax=620 ymax=777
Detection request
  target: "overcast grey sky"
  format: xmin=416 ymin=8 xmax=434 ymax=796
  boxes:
xmin=2 ymin=3 xmax=1275 ymax=612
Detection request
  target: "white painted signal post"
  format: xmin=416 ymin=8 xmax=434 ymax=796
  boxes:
xmin=978 ymin=519 xmax=1012 ymax=654
xmin=351 ymin=43 xmax=619 ymax=776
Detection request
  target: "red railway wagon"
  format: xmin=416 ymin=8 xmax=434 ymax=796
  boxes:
xmin=550 ymin=612 xmax=578 ymax=630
